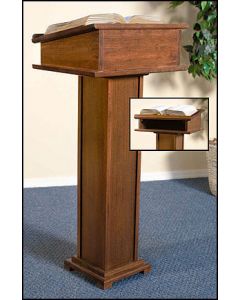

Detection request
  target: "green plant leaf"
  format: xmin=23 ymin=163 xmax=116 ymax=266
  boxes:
xmin=208 ymin=13 xmax=216 ymax=23
xmin=201 ymin=1 xmax=208 ymax=11
xmin=202 ymin=29 xmax=211 ymax=39
xmin=170 ymin=1 xmax=217 ymax=81
xmin=200 ymin=20 xmax=210 ymax=30
xmin=203 ymin=63 xmax=210 ymax=74
xmin=197 ymin=10 xmax=203 ymax=20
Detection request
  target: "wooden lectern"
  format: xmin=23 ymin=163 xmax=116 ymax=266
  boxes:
xmin=32 ymin=23 xmax=188 ymax=289
xmin=134 ymin=110 xmax=202 ymax=150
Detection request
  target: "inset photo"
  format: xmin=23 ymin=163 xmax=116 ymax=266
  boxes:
xmin=130 ymin=97 xmax=209 ymax=150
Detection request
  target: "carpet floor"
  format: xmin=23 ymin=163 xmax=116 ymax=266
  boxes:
xmin=23 ymin=178 xmax=216 ymax=299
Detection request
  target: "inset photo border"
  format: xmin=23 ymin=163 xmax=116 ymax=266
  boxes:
xmin=130 ymin=97 xmax=209 ymax=151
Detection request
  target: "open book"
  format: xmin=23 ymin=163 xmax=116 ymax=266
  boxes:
xmin=45 ymin=13 xmax=163 ymax=34
xmin=140 ymin=105 xmax=198 ymax=117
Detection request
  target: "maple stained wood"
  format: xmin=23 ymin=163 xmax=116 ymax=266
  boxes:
xmin=32 ymin=23 xmax=188 ymax=77
xmin=134 ymin=114 xmax=194 ymax=120
xmin=134 ymin=110 xmax=202 ymax=150
xmin=32 ymin=63 xmax=187 ymax=77
xmin=41 ymin=31 xmax=99 ymax=70
xmin=102 ymin=29 xmax=180 ymax=70
xmin=135 ymin=110 xmax=202 ymax=134
xmin=64 ymin=256 xmax=151 ymax=290
xmin=76 ymin=76 xmax=82 ymax=258
xmin=135 ymin=128 xmax=188 ymax=134
xmin=32 ymin=22 xmax=189 ymax=289
xmin=65 ymin=75 xmax=151 ymax=288
xmin=156 ymin=133 xmax=184 ymax=150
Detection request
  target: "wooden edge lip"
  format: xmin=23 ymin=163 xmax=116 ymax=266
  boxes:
xmin=32 ymin=64 xmax=188 ymax=77
xmin=32 ymin=24 xmax=97 ymax=43
xmin=134 ymin=109 xmax=202 ymax=120
xmin=32 ymin=22 xmax=189 ymax=43
xmin=94 ymin=23 xmax=189 ymax=30
xmin=134 ymin=114 xmax=192 ymax=120
xmin=135 ymin=128 xmax=191 ymax=134
xmin=32 ymin=64 xmax=149 ymax=77
xmin=32 ymin=64 xmax=96 ymax=76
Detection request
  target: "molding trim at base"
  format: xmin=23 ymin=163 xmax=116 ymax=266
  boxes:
xmin=140 ymin=169 xmax=208 ymax=182
xmin=24 ymin=169 xmax=208 ymax=188
xmin=24 ymin=177 xmax=77 ymax=188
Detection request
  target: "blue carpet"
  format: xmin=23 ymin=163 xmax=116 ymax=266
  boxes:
xmin=23 ymin=178 xmax=216 ymax=299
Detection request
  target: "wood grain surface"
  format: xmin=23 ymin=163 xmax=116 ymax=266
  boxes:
xmin=33 ymin=24 xmax=188 ymax=76
xmin=32 ymin=22 xmax=191 ymax=288
xmin=32 ymin=63 xmax=188 ymax=77
xmin=135 ymin=110 xmax=202 ymax=134
xmin=70 ymin=75 xmax=150 ymax=288
xmin=156 ymin=133 xmax=184 ymax=150
xmin=102 ymin=29 xmax=180 ymax=70
xmin=41 ymin=31 xmax=99 ymax=69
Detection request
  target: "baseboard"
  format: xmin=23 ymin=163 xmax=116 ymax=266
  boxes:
xmin=24 ymin=169 xmax=208 ymax=188
xmin=24 ymin=176 xmax=77 ymax=188
xmin=140 ymin=169 xmax=208 ymax=181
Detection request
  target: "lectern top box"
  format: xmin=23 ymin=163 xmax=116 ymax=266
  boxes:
xmin=32 ymin=23 xmax=188 ymax=77
xmin=134 ymin=109 xmax=203 ymax=134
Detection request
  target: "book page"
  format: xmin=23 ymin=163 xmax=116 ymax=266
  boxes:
xmin=45 ymin=13 xmax=126 ymax=34
xmin=85 ymin=13 xmax=125 ymax=25
xmin=45 ymin=16 xmax=89 ymax=34
xmin=165 ymin=105 xmax=197 ymax=116
xmin=128 ymin=15 xmax=163 ymax=24
xmin=140 ymin=105 xmax=170 ymax=115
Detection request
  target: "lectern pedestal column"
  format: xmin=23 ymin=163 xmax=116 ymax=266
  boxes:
xmin=156 ymin=133 xmax=184 ymax=150
xmin=64 ymin=75 xmax=151 ymax=289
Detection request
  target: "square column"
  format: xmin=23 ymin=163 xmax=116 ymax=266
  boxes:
xmin=64 ymin=76 xmax=151 ymax=289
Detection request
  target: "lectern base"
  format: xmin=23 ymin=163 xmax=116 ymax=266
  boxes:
xmin=64 ymin=256 xmax=151 ymax=289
